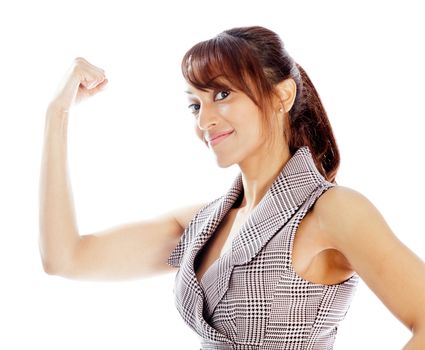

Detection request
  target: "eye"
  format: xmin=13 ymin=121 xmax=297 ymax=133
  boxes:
xmin=214 ymin=90 xmax=230 ymax=101
xmin=188 ymin=103 xmax=200 ymax=115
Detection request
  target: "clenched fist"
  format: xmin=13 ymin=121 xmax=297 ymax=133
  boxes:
xmin=48 ymin=57 xmax=108 ymax=114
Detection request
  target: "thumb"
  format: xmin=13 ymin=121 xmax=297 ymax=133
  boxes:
xmin=78 ymin=78 xmax=109 ymax=99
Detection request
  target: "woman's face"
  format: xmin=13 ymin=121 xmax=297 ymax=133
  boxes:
xmin=185 ymin=81 xmax=269 ymax=168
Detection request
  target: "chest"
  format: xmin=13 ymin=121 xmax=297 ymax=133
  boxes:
xmin=194 ymin=208 xmax=247 ymax=283
xmin=180 ymin=209 xmax=357 ymax=347
xmin=194 ymin=206 xmax=323 ymax=285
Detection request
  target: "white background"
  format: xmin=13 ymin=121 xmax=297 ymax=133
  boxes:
xmin=1 ymin=0 xmax=424 ymax=349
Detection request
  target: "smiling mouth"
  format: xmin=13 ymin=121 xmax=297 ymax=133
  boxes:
xmin=208 ymin=131 xmax=234 ymax=147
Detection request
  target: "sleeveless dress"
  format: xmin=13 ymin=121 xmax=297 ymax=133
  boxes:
xmin=168 ymin=146 xmax=359 ymax=349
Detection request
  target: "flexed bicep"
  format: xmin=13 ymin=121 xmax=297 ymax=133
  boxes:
xmin=47 ymin=202 xmax=206 ymax=281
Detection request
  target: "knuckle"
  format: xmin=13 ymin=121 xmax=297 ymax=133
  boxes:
xmin=69 ymin=58 xmax=105 ymax=86
xmin=71 ymin=58 xmax=85 ymax=76
xmin=74 ymin=57 xmax=86 ymax=64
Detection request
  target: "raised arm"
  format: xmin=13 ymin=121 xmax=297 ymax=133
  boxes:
xmin=39 ymin=58 xmax=204 ymax=280
xmin=316 ymin=186 xmax=425 ymax=349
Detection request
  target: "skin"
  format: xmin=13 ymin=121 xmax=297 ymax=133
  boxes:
xmin=40 ymin=57 xmax=425 ymax=348
xmin=185 ymin=80 xmax=291 ymax=210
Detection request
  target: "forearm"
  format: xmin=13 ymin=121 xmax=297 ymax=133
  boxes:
xmin=39 ymin=105 xmax=80 ymax=274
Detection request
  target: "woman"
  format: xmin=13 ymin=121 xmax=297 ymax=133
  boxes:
xmin=39 ymin=26 xmax=425 ymax=349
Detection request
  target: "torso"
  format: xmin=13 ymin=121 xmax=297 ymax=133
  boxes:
xmin=194 ymin=192 xmax=355 ymax=285
xmin=194 ymin=207 xmax=248 ymax=282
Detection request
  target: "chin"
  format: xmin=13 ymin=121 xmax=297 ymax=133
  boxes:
xmin=214 ymin=156 xmax=236 ymax=168
xmin=215 ymin=160 xmax=234 ymax=168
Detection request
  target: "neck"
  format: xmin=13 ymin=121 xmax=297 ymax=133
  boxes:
xmin=237 ymin=141 xmax=291 ymax=213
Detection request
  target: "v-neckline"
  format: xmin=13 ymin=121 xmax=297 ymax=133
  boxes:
xmin=194 ymin=198 xmax=244 ymax=286
xmin=167 ymin=146 xmax=335 ymax=341
xmin=191 ymin=145 xmax=328 ymax=289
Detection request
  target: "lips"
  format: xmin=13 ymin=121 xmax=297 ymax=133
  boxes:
xmin=206 ymin=130 xmax=234 ymax=142
xmin=205 ymin=130 xmax=234 ymax=147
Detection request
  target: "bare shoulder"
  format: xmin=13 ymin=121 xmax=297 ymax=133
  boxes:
xmin=311 ymin=185 xmax=425 ymax=333
xmin=316 ymin=184 xmax=372 ymax=209
xmin=313 ymin=185 xmax=388 ymax=245
xmin=315 ymin=184 xmax=378 ymax=218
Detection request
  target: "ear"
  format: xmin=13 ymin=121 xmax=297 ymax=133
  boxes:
xmin=275 ymin=78 xmax=297 ymax=112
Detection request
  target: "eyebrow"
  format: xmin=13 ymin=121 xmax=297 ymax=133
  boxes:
xmin=184 ymin=75 xmax=231 ymax=95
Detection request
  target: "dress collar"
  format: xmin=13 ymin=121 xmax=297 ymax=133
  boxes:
xmin=167 ymin=145 xmax=334 ymax=343
xmin=224 ymin=145 xmax=330 ymax=265
xmin=168 ymin=145 xmax=331 ymax=268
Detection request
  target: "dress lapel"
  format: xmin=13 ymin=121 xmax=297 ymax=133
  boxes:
xmin=169 ymin=171 xmax=243 ymax=343
xmin=169 ymin=146 xmax=332 ymax=342
xmin=200 ymin=146 xmax=330 ymax=320
xmin=231 ymin=146 xmax=328 ymax=265
xmin=167 ymin=172 xmax=242 ymax=269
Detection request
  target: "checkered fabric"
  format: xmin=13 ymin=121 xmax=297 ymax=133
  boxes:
xmin=168 ymin=146 xmax=359 ymax=349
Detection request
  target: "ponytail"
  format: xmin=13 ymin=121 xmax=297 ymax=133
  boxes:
xmin=181 ymin=26 xmax=340 ymax=183
xmin=287 ymin=63 xmax=340 ymax=183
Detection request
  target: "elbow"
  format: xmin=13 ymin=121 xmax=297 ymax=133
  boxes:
xmin=39 ymin=235 xmax=80 ymax=277
xmin=39 ymin=248 xmax=75 ymax=277
xmin=41 ymin=257 xmax=80 ymax=278
xmin=40 ymin=252 xmax=65 ymax=276
xmin=41 ymin=257 xmax=61 ymax=276
xmin=39 ymin=243 xmax=62 ymax=276
xmin=42 ymin=261 xmax=57 ymax=276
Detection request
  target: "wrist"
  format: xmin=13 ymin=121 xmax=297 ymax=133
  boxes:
xmin=46 ymin=101 xmax=71 ymax=120
xmin=45 ymin=102 xmax=71 ymax=133
xmin=47 ymin=99 xmax=70 ymax=113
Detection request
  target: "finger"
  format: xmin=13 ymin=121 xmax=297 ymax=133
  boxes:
xmin=78 ymin=78 xmax=108 ymax=99
xmin=97 ymin=78 xmax=108 ymax=90
xmin=73 ymin=57 xmax=106 ymax=88
xmin=77 ymin=57 xmax=105 ymax=75
xmin=87 ymin=78 xmax=108 ymax=93
xmin=81 ymin=74 xmax=106 ymax=90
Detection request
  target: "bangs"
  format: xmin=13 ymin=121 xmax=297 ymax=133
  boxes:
xmin=181 ymin=34 xmax=263 ymax=105
xmin=181 ymin=28 xmax=289 ymax=153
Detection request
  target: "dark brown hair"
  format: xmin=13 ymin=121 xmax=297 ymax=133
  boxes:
xmin=182 ymin=26 xmax=340 ymax=183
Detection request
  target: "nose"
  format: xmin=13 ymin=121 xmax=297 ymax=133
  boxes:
xmin=197 ymin=104 xmax=218 ymax=131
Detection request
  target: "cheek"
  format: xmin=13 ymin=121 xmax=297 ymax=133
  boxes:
xmin=245 ymin=114 xmax=266 ymax=143
xmin=217 ymin=103 xmax=230 ymax=115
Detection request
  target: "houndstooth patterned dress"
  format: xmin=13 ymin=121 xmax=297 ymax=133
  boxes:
xmin=168 ymin=146 xmax=359 ymax=349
